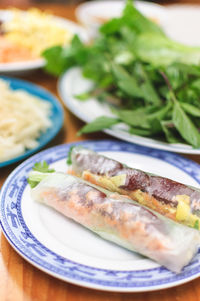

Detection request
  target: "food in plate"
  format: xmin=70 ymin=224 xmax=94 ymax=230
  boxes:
xmin=68 ymin=146 xmax=200 ymax=230
xmin=0 ymin=36 xmax=36 ymax=63
xmin=0 ymin=8 xmax=73 ymax=63
xmin=28 ymin=164 xmax=200 ymax=273
xmin=44 ymin=0 xmax=200 ymax=148
xmin=0 ymin=79 xmax=52 ymax=162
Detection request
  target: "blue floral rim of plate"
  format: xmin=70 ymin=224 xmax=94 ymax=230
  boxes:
xmin=1 ymin=140 xmax=200 ymax=292
xmin=0 ymin=76 xmax=64 ymax=168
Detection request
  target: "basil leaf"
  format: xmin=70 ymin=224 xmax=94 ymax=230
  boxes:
xmin=112 ymin=64 xmax=142 ymax=98
xmin=172 ymin=101 xmax=200 ymax=148
xmin=100 ymin=18 xmax=123 ymax=35
xmin=133 ymin=63 xmax=161 ymax=105
xmin=43 ymin=46 xmax=68 ymax=76
xmin=77 ymin=116 xmax=119 ymax=135
xmin=161 ymin=120 xmax=183 ymax=144
xmin=180 ymin=103 xmax=200 ymax=117
xmin=116 ymin=108 xmax=150 ymax=129
xmin=129 ymin=127 xmax=152 ymax=137
xmin=122 ymin=0 xmax=164 ymax=35
xmin=75 ymin=92 xmax=91 ymax=101
xmin=43 ymin=35 xmax=88 ymax=76
xmin=112 ymin=63 xmax=161 ymax=105
xmin=148 ymin=102 xmax=172 ymax=121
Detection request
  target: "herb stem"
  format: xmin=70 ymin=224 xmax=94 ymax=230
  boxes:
xmin=159 ymin=70 xmax=177 ymax=103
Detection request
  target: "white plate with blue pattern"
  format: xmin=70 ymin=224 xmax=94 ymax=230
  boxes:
xmin=1 ymin=140 xmax=200 ymax=292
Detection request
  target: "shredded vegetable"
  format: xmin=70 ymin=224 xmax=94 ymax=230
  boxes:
xmin=0 ymin=80 xmax=52 ymax=162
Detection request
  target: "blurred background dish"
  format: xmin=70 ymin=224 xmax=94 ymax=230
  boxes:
xmin=0 ymin=8 xmax=88 ymax=74
xmin=0 ymin=76 xmax=64 ymax=167
xmin=75 ymin=0 xmax=167 ymax=38
xmin=76 ymin=0 xmax=200 ymax=47
xmin=161 ymin=4 xmax=200 ymax=46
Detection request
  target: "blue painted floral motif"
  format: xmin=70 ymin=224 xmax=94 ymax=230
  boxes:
xmin=6 ymin=205 xmax=19 ymax=228
xmin=1 ymin=140 xmax=200 ymax=291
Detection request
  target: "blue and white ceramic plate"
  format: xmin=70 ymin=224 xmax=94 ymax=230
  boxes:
xmin=1 ymin=140 xmax=200 ymax=292
xmin=0 ymin=76 xmax=64 ymax=168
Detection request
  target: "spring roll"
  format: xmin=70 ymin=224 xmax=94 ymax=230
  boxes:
xmin=29 ymin=170 xmax=200 ymax=273
xmin=69 ymin=146 xmax=200 ymax=230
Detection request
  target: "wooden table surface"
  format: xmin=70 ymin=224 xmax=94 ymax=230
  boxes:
xmin=1 ymin=2 xmax=200 ymax=300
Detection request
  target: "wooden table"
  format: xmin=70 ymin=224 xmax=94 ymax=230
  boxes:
xmin=1 ymin=2 xmax=200 ymax=301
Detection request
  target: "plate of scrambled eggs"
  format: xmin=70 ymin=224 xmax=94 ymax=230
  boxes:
xmin=0 ymin=8 xmax=88 ymax=74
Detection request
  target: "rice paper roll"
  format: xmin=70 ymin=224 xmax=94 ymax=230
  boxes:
xmin=69 ymin=146 xmax=200 ymax=230
xmin=29 ymin=170 xmax=200 ymax=273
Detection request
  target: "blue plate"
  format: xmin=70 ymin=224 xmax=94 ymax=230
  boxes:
xmin=0 ymin=76 xmax=64 ymax=168
xmin=1 ymin=140 xmax=200 ymax=292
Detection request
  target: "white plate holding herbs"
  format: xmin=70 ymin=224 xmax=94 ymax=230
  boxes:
xmin=58 ymin=67 xmax=200 ymax=154
xmin=49 ymin=1 xmax=200 ymax=154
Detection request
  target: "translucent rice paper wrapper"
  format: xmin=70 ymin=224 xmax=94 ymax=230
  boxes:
xmin=70 ymin=146 xmax=200 ymax=230
xmin=30 ymin=172 xmax=200 ymax=273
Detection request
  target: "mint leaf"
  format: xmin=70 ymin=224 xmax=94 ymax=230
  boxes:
xmin=27 ymin=162 xmax=55 ymax=188
xmin=33 ymin=161 xmax=55 ymax=173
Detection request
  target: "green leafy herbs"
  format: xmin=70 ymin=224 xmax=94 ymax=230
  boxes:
xmin=75 ymin=91 xmax=92 ymax=101
xmin=111 ymin=63 xmax=142 ymax=99
xmin=180 ymin=103 xmax=200 ymax=117
xmin=43 ymin=0 xmax=200 ymax=148
xmin=161 ymin=120 xmax=183 ymax=144
xmin=66 ymin=146 xmax=75 ymax=165
xmin=121 ymin=0 xmax=164 ymax=36
xmin=33 ymin=161 xmax=55 ymax=173
xmin=27 ymin=161 xmax=55 ymax=188
xmin=194 ymin=220 xmax=199 ymax=230
xmin=116 ymin=107 xmax=151 ymax=129
xmin=77 ymin=116 xmax=120 ymax=135
xmin=172 ymin=101 xmax=200 ymax=148
xmin=42 ymin=35 xmax=88 ymax=76
xmin=27 ymin=178 xmax=38 ymax=189
xmin=134 ymin=33 xmax=200 ymax=67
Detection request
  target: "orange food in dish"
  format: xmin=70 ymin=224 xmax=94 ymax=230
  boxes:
xmin=0 ymin=36 xmax=36 ymax=63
